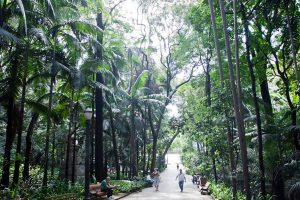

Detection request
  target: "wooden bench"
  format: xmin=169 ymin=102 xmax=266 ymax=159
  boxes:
xmin=89 ymin=183 xmax=107 ymax=198
xmin=44 ymin=193 xmax=76 ymax=200
xmin=198 ymin=177 xmax=210 ymax=195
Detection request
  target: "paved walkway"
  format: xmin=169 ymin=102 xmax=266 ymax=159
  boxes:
xmin=120 ymin=153 xmax=213 ymax=200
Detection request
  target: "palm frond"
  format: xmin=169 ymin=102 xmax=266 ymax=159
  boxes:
xmin=26 ymin=72 xmax=51 ymax=85
xmin=92 ymin=81 xmax=113 ymax=95
xmin=80 ymin=59 xmax=101 ymax=74
xmin=102 ymin=69 xmax=118 ymax=87
xmin=25 ymin=99 xmax=61 ymax=123
xmin=56 ymin=6 xmax=80 ymax=23
xmin=54 ymin=20 xmax=103 ymax=39
xmin=51 ymin=61 xmax=71 ymax=75
xmin=0 ymin=27 xmax=21 ymax=43
xmin=70 ymin=69 xmax=86 ymax=90
xmin=29 ymin=28 xmax=48 ymax=45
xmin=15 ymin=0 xmax=27 ymax=35
xmin=46 ymin=0 xmax=55 ymax=17
xmin=115 ymin=88 xmax=130 ymax=99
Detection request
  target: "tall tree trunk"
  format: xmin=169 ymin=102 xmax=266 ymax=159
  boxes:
xmin=233 ymin=0 xmax=243 ymax=118
xmin=13 ymin=42 xmax=29 ymax=186
xmin=95 ymin=12 xmax=105 ymax=182
xmin=218 ymin=0 xmax=251 ymax=199
xmin=1 ymin=98 xmax=18 ymax=188
xmin=142 ymin=109 xmax=147 ymax=176
xmin=65 ymin=91 xmax=74 ymax=182
xmin=130 ymin=102 xmax=137 ymax=177
xmin=23 ymin=112 xmax=39 ymax=181
xmin=13 ymin=44 xmax=29 ymax=185
xmin=227 ymin=121 xmax=237 ymax=200
xmin=284 ymin=0 xmax=300 ymax=151
xmin=162 ymin=130 xmax=180 ymax=160
xmin=146 ymin=148 xmax=151 ymax=173
xmin=207 ymin=0 xmax=224 ymax=85
xmin=1 ymin=51 xmax=20 ymax=188
xmin=259 ymin=64 xmax=274 ymax=120
xmin=282 ymin=76 xmax=300 ymax=150
xmin=211 ymin=152 xmax=218 ymax=183
xmin=51 ymin=124 xmax=56 ymax=178
xmin=240 ymin=2 xmax=266 ymax=198
xmin=42 ymin=74 xmax=55 ymax=187
xmin=95 ymin=72 xmax=105 ymax=181
xmin=109 ymin=107 xmax=120 ymax=179
xmin=148 ymin=105 xmax=158 ymax=172
xmin=71 ymin=108 xmax=78 ymax=184
xmin=284 ymin=0 xmax=299 ymax=85
xmin=91 ymin=74 xmax=95 ymax=179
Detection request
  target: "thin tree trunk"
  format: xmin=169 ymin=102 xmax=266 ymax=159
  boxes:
xmin=1 ymin=98 xmax=17 ymax=188
xmin=42 ymin=74 xmax=55 ymax=187
xmin=146 ymin=148 xmax=151 ymax=173
xmin=227 ymin=121 xmax=237 ymax=200
xmin=71 ymin=109 xmax=78 ymax=184
xmin=162 ymin=130 xmax=181 ymax=160
xmin=130 ymin=102 xmax=137 ymax=177
xmin=233 ymin=0 xmax=244 ymax=118
xmin=142 ymin=112 xmax=147 ymax=176
xmin=13 ymin=42 xmax=29 ymax=186
xmin=284 ymin=0 xmax=300 ymax=151
xmin=65 ymin=90 xmax=74 ymax=182
xmin=218 ymin=0 xmax=251 ymax=198
xmin=23 ymin=112 xmax=39 ymax=181
xmin=51 ymin=124 xmax=56 ymax=178
xmin=91 ymin=74 xmax=95 ymax=179
xmin=259 ymin=64 xmax=274 ymax=120
xmin=284 ymin=0 xmax=299 ymax=85
xmin=95 ymin=12 xmax=105 ymax=182
xmin=240 ymin=2 xmax=266 ymax=197
xmin=148 ymin=105 xmax=158 ymax=172
xmin=109 ymin=107 xmax=120 ymax=179
xmin=211 ymin=152 xmax=218 ymax=183
xmin=207 ymin=0 xmax=224 ymax=85
xmin=95 ymin=72 xmax=104 ymax=181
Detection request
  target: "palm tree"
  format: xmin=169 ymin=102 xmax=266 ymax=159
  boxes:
xmin=218 ymin=0 xmax=251 ymax=199
xmin=240 ymin=2 xmax=266 ymax=198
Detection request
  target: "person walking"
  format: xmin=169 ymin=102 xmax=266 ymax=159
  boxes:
xmin=152 ymin=168 xmax=160 ymax=191
xmin=176 ymin=169 xmax=186 ymax=192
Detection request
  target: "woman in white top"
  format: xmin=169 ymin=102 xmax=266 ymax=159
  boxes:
xmin=176 ymin=169 xmax=186 ymax=192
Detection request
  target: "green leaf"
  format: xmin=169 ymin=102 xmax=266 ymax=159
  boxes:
xmin=131 ymin=70 xmax=149 ymax=97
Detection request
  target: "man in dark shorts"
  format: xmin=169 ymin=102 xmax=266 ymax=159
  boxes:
xmin=101 ymin=177 xmax=116 ymax=200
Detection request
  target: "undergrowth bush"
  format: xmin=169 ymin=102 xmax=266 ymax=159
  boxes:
xmin=210 ymin=182 xmax=246 ymax=200
xmin=110 ymin=179 xmax=145 ymax=193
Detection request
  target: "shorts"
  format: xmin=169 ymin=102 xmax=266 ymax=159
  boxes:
xmin=153 ymin=178 xmax=160 ymax=186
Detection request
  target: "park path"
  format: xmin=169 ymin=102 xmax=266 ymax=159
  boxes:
xmin=119 ymin=153 xmax=213 ymax=200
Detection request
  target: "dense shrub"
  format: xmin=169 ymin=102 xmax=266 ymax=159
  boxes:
xmin=210 ymin=182 xmax=246 ymax=200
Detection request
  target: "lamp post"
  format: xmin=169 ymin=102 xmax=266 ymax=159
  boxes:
xmin=84 ymin=108 xmax=92 ymax=200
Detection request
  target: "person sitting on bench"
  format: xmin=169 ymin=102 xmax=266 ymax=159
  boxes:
xmin=101 ymin=176 xmax=116 ymax=200
xmin=146 ymin=172 xmax=154 ymax=187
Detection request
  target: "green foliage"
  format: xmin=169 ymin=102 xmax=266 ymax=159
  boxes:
xmin=210 ymin=182 xmax=246 ymax=200
xmin=110 ymin=179 xmax=145 ymax=193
